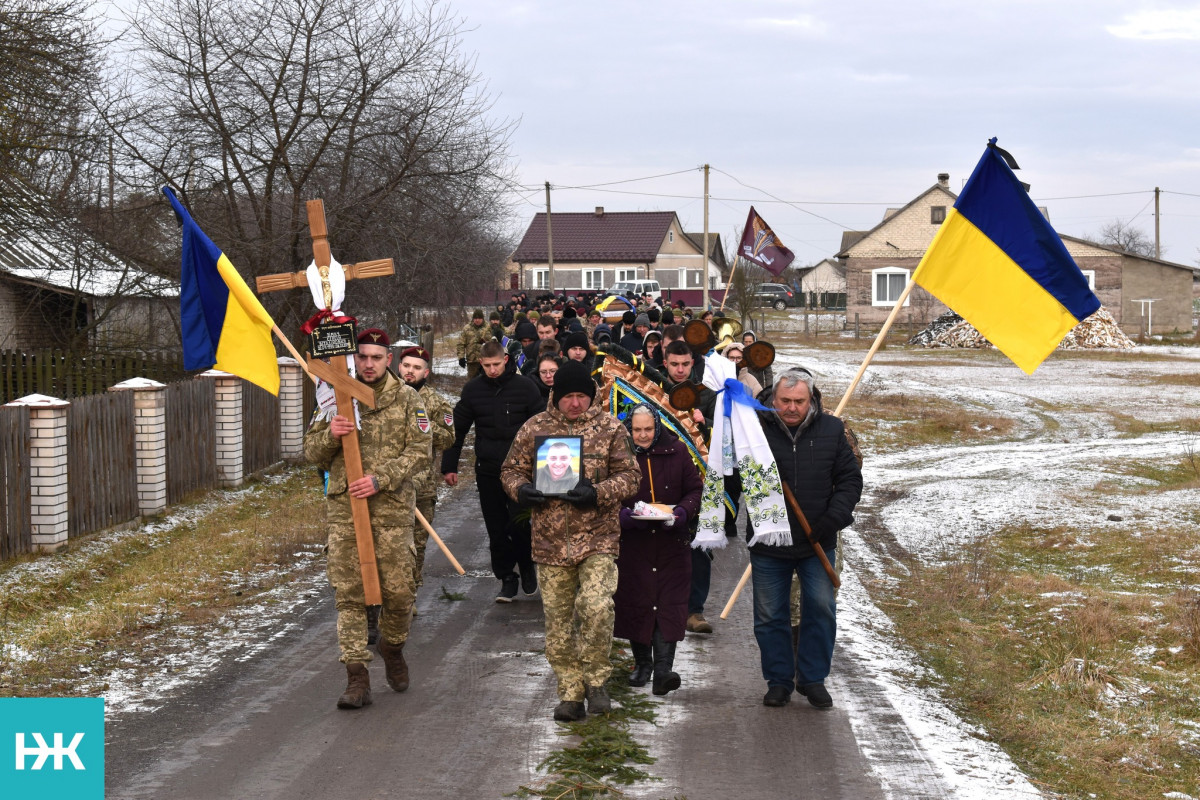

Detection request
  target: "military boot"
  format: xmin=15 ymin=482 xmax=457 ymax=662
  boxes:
xmin=585 ymin=684 xmax=611 ymax=715
xmin=376 ymin=638 xmax=410 ymax=692
xmin=337 ymin=663 xmax=372 ymax=709
xmin=366 ymin=605 xmax=381 ymax=645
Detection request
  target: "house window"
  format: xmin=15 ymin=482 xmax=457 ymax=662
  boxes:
xmin=871 ymin=267 xmax=910 ymax=307
xmin=531 ymin=269 xmax=548 ymax=289
xmin=617 ymin=268 xmax=638 ymax=282
xmin=583 ymin=269 xmax=603 ymax=290
xmin=668 ymin=231 xmax=674 ymax=243
xmin=931 ymin=206 xmax=946 ymax=224
xmin=1081 ymin=270 xmax=1096 ymax=291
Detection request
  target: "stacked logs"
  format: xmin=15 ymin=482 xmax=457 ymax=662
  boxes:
xmin=909 ymin=307 xmax=1135 ymax=350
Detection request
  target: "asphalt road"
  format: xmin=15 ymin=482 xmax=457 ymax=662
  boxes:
xmin=105 ymin=483 xmax=956 ymax=800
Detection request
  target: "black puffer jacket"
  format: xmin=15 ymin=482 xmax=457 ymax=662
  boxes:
xmin=441 ymin=368 xmax=543 ymax=477
xmin=752 ymin=385 xmax=863 ymax=560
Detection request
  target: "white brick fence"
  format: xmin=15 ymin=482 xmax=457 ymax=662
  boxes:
xmin=2 ymin=358 xmax=308 ymax=554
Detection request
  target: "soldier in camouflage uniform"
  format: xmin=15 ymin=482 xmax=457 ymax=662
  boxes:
xmin=501 ymin=360 xmax=640 ymax=722
xmin=396 ymin=346 xmax=457 ymax=594
xmin=456 ymin=309 xmax=492 ymax=380
xmin=303 ymin=328 xmax=432 ymax=710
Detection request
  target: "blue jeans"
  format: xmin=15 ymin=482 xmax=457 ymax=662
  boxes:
xmin=750 ymin=549 xmax=837 ymax=690
xmin=688 ymin=547 xmax=712 ymax=615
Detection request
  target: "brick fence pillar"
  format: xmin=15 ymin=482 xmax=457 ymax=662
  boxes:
xmin=200 ymin=370 xmax=243 ymax=488
xmin=109 ymin=378 xmax=167 ymax=516
xmin=6 ymin=394 xmax=70 ymax=552
xmin=277 ymin=357 xmax=305 ymax=460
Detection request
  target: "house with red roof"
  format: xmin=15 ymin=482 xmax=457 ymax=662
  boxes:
xmin=505 ymin=207 xmax=726 ymax=293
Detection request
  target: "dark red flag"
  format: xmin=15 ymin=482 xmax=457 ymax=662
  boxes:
xmin=738 ymin=206 xmax=795 ymax=276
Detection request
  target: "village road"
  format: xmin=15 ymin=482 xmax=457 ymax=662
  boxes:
xmin=105 ymin=484 xmax=958 ymax=800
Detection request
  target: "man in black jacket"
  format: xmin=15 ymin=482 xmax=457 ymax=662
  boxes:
xmin=442 ymin=341 xmax=544 ymax=602
xmin=753 ymin=368 xmax=862 ymax=709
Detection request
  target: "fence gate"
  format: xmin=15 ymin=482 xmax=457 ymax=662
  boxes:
xmin=165 ymin=380 xmax=216 ymax=504
xmin=67 ymin=392 xmax=139 ymax=538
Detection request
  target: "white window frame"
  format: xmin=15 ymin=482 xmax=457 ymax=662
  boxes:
xmin=531 ymin=269 xmax=548 ymax=289
xmin=583 ymin=269 xmax=603 ymax=290
xmin=871 ymin=267 xmax=911 ymax=307
xmin=617 ymin=268 xmax=638 ymax=282
xmin=1080 ymin=270 xmax=1096 ymax=291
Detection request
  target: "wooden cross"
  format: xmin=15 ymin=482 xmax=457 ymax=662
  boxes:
xmin=257 ymin=199 xmax=395 ymax=605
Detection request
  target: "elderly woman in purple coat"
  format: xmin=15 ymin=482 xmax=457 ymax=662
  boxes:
xmin=615 ymin=403 xmax=704 ymax=695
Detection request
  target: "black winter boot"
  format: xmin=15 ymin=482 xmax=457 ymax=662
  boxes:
xmin=651 ymin=629 xmax=681 ymax=696
xmin=629 ymin=642 xmax=653 ymax=687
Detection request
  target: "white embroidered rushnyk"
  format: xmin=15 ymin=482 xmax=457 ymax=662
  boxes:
xmin=692 ymin=354 xmax=791 ymax=550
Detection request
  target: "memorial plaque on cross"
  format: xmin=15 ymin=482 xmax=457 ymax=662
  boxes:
xmin=257 ymin=199 xmax=395 ymax=605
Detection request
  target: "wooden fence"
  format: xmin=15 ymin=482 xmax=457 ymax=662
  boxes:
xmin=165 ymin=380 xmax=217 ymax=505
xmin=243 ymin=382 xmax=280 ymax=474
xmin=1 ymin=349 xmax=188 ymax=404
xmin=0 ymin=405 xmax=31 ymax=559
xmin=67 ymin=392 xmax=139 ymax=539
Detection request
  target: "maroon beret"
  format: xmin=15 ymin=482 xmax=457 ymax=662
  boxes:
xmin=398 ymin=346 xmax=431 ymax=363
xmin=357 ymin=328 xmax=390 ymax=347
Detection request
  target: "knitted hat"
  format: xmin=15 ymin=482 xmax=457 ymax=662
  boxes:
xmin=552 ymin=360 xmax=596 ymax=405
xmin=564 ymin=331 xmax=590 ymax=352
xmin=592 ymin=323 xmax=612 ymax=344
xmin=514 ymin=321 xmax=537 ymax=341
xmin=489 ymin=310 xmax=502 ymax=321
xmin=472 ymin=308 xmax=484 ymax=320
xmin=647 ymin=307 xmax=661 ymax=323
xmin=357 ymin=328 xmax=390 ymax=347
xmin=633 ymin=313 xmax=650 ymax=329
xmin=562 ymin=306 xmax=577 ymax=319
xmin=622 ymin=310 xmax=637 ymax=326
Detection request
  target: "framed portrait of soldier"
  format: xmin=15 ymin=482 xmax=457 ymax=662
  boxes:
xmin=534 ymin=436 xmax=582 ymax=496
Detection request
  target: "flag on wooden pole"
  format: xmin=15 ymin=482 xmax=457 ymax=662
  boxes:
xmin=911 ymin=139 xmax=1100 ymax=374
xmin=737 ymin=206 xmax=795 ymax=276
xmin=163 ymin=187 xmax=280 ymax=394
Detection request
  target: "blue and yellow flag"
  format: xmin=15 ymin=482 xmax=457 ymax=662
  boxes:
xmin=163 ymin=187 xmax=279 ymax=395
xmin=911 ymin=139 xmax=1100 ymax=374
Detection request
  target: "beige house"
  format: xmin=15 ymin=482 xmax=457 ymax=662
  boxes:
xmin=795 ymin=258 xmax=847 ymax=308
xmin=505 ymin=208 xmax=726 ymax=292
xmin=838 ymin=174 xmax=1196 ymax=335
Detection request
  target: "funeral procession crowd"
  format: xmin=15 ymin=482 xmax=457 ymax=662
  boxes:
xmin=303 ymin=291 xmax=862 ymax=722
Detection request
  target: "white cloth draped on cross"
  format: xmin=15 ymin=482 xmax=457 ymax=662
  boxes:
xmin=692 ymin=354 xmax=790 ymax=551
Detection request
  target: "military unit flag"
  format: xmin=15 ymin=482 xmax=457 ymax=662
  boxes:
xmin=911 ymin=139 xmax=1101 ymax=374
xmin=163 ymin=187 xmax=280 ymax=395
xmin=737 ymin=206 xmax=795 ymax=276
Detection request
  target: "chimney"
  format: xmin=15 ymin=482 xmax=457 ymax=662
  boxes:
xmin=594 ymin=206 xmax=604 ymax=217
xmin=937 ymin=173 xmax=950 ymax=189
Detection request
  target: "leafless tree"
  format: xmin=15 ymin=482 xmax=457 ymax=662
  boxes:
xmin=103 ymin=0 xmax=517 ymax=331
xmin=722 ymin=226 xmax=771 ymax=327
xmin=1090 ymin=218 xmax=1158 ymax=259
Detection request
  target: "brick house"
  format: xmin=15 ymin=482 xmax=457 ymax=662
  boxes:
xmin=838 ymin=174 xmax=1196 ymax=335
xmin=505 ymin=208 xmax=726 ymax=292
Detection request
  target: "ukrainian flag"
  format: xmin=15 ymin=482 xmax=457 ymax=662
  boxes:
xmin=163 ymin=187 xmax=280 ymax=395
xmin=912 ymin=139 xmax=1100 ymax=374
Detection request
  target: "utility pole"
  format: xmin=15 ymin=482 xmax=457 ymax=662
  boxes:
xmin=702 ymin=164 xmax=710 ymax=313
xmin=545 ymin=181 xmax=555 ymax=293
xmin=1154 ymin=186 xmax=1161 ymax=260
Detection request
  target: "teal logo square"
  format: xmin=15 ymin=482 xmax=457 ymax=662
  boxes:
xmin=0 ymin=697 xmax=104 ymax=799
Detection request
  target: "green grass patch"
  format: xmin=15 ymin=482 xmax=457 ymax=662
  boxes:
xmin=884 ymin=521 xmax=1200 ymax=799
xmin=0 ymin=470 xmax=326 ymax=696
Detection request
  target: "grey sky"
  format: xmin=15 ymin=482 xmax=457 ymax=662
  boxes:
xmin=453 ymin=1 xmax=1200 ymax=264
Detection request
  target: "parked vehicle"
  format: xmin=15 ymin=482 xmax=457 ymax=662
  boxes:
xmin=605 ymin=280 xmax=661 ymax=300
xmin=752 ymin=283 xmax=797 ymax=310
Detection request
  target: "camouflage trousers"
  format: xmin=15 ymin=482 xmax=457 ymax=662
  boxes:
xmin=539 ymin=554 xmax=618 ymax=702
xmin=466 ymin=360 xmax=482 ymax=381
xmin=413 ymin=496 xmax=436 ymax=589
xmin=790 ymin=532 xmax=844 ymax=627
xmin=327 ymin=523 xmax=416 ymax=664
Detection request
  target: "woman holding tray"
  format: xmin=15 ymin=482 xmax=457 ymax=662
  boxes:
xmin=614 ymin=403 xmax=703 ymax=695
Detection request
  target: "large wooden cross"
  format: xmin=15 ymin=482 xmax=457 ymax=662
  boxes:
xmin=257 ymin=199 xmax=394 ymax=605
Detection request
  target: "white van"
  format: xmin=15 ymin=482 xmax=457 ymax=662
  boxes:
xmin=606 ymin=280 xmax=661 ymax=300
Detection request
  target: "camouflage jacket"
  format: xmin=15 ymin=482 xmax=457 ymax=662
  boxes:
xmin=415 ymin=382 xmax=456 ymax=501
xmin=500 ymin=402 xmax=640 ymax=567
xmin=456 ymin=321 xmax=492 ymax=362
xmin=303 ymin=372 xmax=432 ymax=526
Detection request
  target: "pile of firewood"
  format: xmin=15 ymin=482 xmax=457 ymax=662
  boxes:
xmin=909 ymin=307 xmax=1135 ymax=351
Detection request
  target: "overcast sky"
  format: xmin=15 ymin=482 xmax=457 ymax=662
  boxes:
xmin=448 ymin=0 xmax=1200 ymax=265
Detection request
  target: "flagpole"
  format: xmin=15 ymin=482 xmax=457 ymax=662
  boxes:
xmin=272 ymin=324 xmax=319 ymax=385
xmin=719 ymin=256 xmax=739 ymax=312
xmin=720 ymin=276 xmax=918 ymax=620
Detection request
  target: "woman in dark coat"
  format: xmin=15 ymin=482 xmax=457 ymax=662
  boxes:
xmin=530 ymin=353 xmax=560 ymax=412
xmin=615 ymin=403 xmax=703 ymax=695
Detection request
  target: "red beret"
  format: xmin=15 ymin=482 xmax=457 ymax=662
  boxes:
xmin=357 ymin=328 xmax=390 ymax=347
xmin=398 ymin=346 xmax=431 ymax=363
